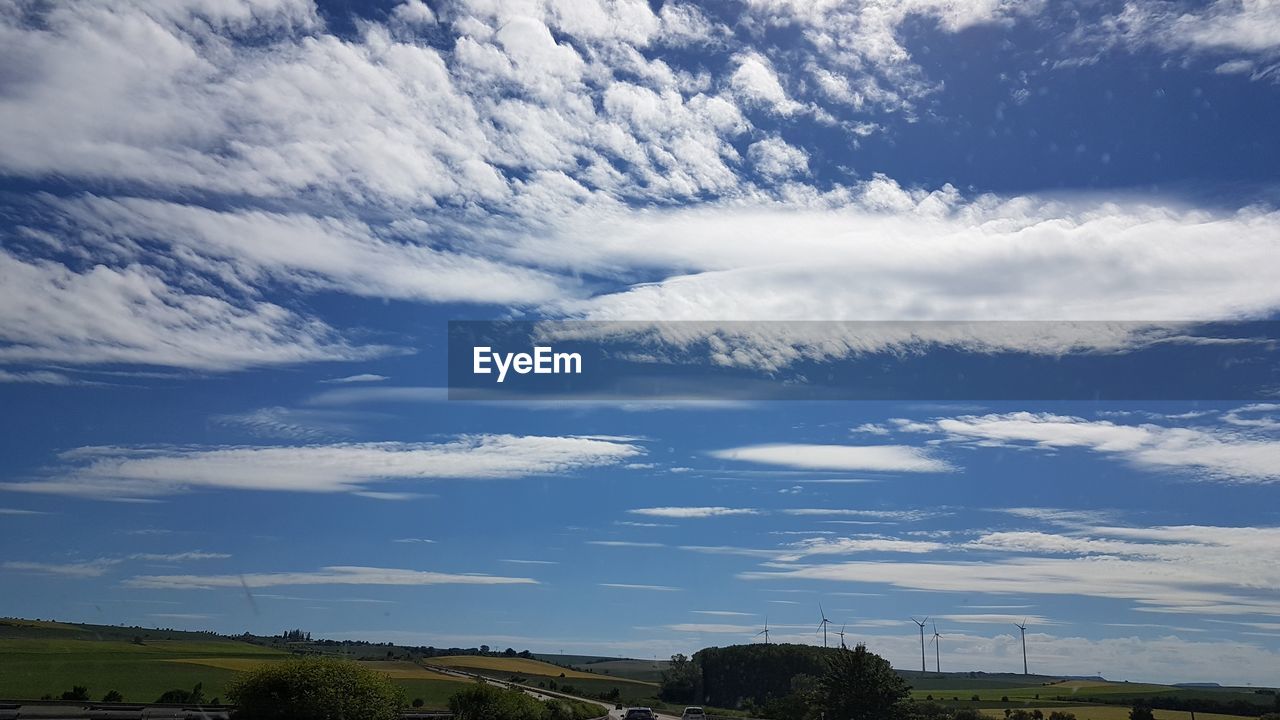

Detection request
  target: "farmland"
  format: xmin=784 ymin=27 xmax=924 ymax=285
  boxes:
xmin=0 ymin=619 xmax=469 ymax=707
xmin=975 ymin=707 xmax=1246 ymax=720
xmin=428 ymin=654 xmax=661 ymax=704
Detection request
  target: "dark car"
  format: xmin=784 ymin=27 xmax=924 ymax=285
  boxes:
xmin=624 ymin=708 xmax=656 ymax=720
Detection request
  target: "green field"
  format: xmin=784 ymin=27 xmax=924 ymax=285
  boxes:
xmin=976 ymin=707 xmax=1247 ymax=720
xmin=0 ymin=620 xmax=469 ymax=707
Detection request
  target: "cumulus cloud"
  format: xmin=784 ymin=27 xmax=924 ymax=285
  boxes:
xmin=0 ymin=435 xmax=642 ymax=499
xmin=2 ymin=1 xmax=1279 ymax=380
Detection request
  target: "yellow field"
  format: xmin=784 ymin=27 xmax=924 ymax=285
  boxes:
xmin=167 ymin=656 xmax=273 ymax=672
xmin=358 ymin=661 xmax=465 ymax=680
xmin=431 ymin=655 xmax=655 ymax=685
xmin=168 ymin=657 xmax=465 ymax=681
xmin=980 ymin=707 xmax=1245 ymax=720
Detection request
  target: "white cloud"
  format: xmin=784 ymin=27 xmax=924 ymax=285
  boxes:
xmin=744 ymin=522 xmax=1280 ymax=618
xmin=1098 ymin=1 xmax=1280 ymax=57
xmin=710 ymin=444 xmax=953 ymax=473
xmin=0 ymin=251 xmax=385 ymax=371
xmin=730 ymin=53 xmax=805 ymax=116
xmin=900 ymin=412 xmax=1280 ymax=483
xmin=780 ymin=508 xmax=942 ymax=521
xmin=587 ymin=540 xmax=665 ymax=547
xmin=322 ymin=374 xmax=389 ymax=384
xmin=747 ymin=136 xmax=810 ymax=179
xmin=129 ymin=551 xmax=229 ymax=561
xmin=1 ymin=435 xmax=642 ymax=499
xmin=124 ymin=565 xmax=539 ymax=589
xmin=2 ymin=559 xmax=121 ymax=577
xmin=599 ymin=583 xmax=682 ymax=591
xmin=628 ymin=506 xmax=760 ymax=518
xmin=665 ymin=623 xmax=758 ymax=634
xmin=392 ymin=538 xmax=436 ymax=544
xmin=0 ymin=369 xmax=76 ymax=385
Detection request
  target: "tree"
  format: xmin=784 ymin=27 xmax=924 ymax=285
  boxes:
xmin=660 ymin=653 xmax=700 ymax=703
xmin=227 ymin=657 xmax=405 ymax=720
xmin=61 ymin=685 xmax=90 ymax=701
xmin=815 ymin=644 xmax=911 ymax=720
xmin=1047 ymin=713 xmax=1077 ymax=720
xmin=413 ymin=698 xmax=425 ymax=708
xmin=1129 ymin=703 xmax=1155 ymax=720
xmin=102 ymin=690 xmax=124 ymax=702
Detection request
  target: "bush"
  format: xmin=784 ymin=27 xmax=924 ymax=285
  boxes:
xmin=413 ymin=698 xmax=425 ymax=708
xmin=227 ymin=657 xmax=404 ymax=720
xmin=1129 ymin=703 xmax=1155 ymax=720
xmin=1047 ymin=713 xmax=1077 ymax=720
xmin=102 ymin=690 xmax=123 ymax=703
xmin=61 ymin=685 xmax=90 ymax=702
xmin=157 ymin=683 xmax=205 ymax=704
xmin=953 ymin=711 xmax=983 ymax=720
xmin=449 ymin=683 xmax=547 ymax=720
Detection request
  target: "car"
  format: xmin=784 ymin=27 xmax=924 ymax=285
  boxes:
xmin=681 ymin=707 xmax=706 ymax=720
xmin=624 ymin=708 xmax=656 ymax=720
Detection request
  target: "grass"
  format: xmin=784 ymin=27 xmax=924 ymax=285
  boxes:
xmin=976 ymin=707 xmax=1249 ymax=720
xmin=0 ymin=636 xmax=469 ymax=708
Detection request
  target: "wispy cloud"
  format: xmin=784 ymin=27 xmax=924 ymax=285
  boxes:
xmin=588 ymin=541 xmax=665 ymax=548
xmin=709 ymin=444 xmax=953 ymax=473
xmin=628 ymin=506 xmax=760 ymax=518
xmin=322 ymin=374 xmax=389 ymax=384
xmin=1 ymin=435 xmax=642 ymax=499
xmin=896 ymin=412 xmax=1280 ymax=483
xmin=124 ymin=566 xmax=539 ymax=590
xmin=599 ymin=583 xmax=682 ymax=592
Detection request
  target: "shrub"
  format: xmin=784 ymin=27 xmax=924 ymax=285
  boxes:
xmin=61 ymin=685 xmax=90 ymax=702
xmin=156 ymin=683 xmax=205 ymax=704
xmin=102 ymin=690 xmax=123 ymax=703
xmin=1129 ymin=703 xmax=1155 ymax=720
xmin=413 ymin=698 xmax=425 ymax=708
xmin=1047 ymin=712 xmax=1077 ymax=720
xmin=449 ymin=683 xmax=546 ymax=720
xmin=953 ymin=710 xmax=983 ymax=720
xmin=227 ymin=657 xmax=404 ymax=720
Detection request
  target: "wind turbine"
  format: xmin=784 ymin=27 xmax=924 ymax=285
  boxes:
xmin=817 ymin=603 xmax=832 ymax=648
xmin=929 ymin=622 xmax=943 ymax=674
xmin=911 ymin=617 xmax=928 ymax=674
xmin=836 ymin=623 xmax=847 ymax=650
xmin=756 ymin=616 xmax=770 ymax=645
xmin=1015 ymin=619 xmax=1029 ymax=675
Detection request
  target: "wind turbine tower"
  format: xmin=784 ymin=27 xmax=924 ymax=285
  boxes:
xmin=1015 ymin=620 xmax=1029 ymax=675
xmin=930 ymin=622 xmax=942 ymax=675
xmin=756 ymin=616 xmax=770 ymax=645
xmin=836 ymin=623 xmax=847 ymax=650
xmin=911 ymin=617 xmax=928 ymax=674
xmin=818 ymin=604 xmax=832 ymax=648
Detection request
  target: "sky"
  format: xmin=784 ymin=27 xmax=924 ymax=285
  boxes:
xmin=2 ymin=0 xmax=1280 ymax=687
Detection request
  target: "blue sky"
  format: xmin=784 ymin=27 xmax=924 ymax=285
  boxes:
xmin=3 ymin=0 xmax=1280 ymax=687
